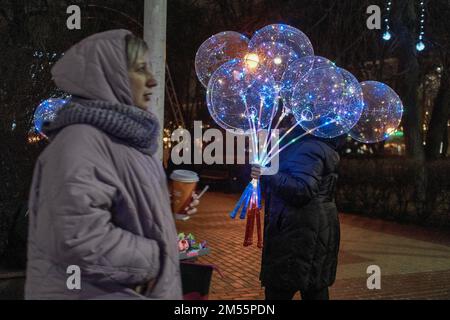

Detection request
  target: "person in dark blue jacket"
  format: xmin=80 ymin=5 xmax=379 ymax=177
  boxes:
xmin=251 ymin=125 xmax=343 ymax=300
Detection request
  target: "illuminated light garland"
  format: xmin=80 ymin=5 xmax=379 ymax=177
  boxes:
xmin=382 ymin=0 xmax=427 ymax=52
xmin=383 ymin=0 xmax=393 ymax=41
xmin=416 ymin=0 xmax=426 ymax=51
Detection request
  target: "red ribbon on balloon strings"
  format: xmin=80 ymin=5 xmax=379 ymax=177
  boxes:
xmin=243 ymin=205 xmax=254 ymax=247
xmin=256 ymin=206 xmax=262 ymax=249
xmin=243 ymin=194 xmax=263 ymax=249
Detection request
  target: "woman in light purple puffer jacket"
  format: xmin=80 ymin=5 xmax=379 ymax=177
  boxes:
xmin=25 ymin=30 xmax=192 ymax=300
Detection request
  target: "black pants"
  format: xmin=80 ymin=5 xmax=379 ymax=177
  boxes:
xmin=265 ymin=286 xmax=329 ymax=300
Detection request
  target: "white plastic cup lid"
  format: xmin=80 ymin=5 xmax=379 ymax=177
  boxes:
xmin=170 ymin=170 xmax=199 ymax=183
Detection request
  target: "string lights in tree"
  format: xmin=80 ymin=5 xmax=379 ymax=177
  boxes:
xmin=416 ymin=0 xmax=426 ymax=51
xmin=382 ymin=0 xmax=427 ymax=52
xmin=382 ymin=0 xmax=393 ymax=41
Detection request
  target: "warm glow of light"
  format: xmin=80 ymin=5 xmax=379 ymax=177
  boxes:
xmin=273 ymin=57 xmax=282 ymax=65
xmin=386 ymin=127 xmax=396 ymax=135
xmin=244 ymin=53 xmax=260 ymax=69
xmin=27 ymin=133 xmax=43 ymax=144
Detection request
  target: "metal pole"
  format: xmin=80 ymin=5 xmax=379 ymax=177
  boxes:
xmin=144 ymin=0 xmax=167 ymax=161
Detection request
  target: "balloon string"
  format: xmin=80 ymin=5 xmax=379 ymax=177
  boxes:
xmin=258 ymin=94 xmax=281 ymax=164
xmin=248 ymin=115 xmax=258 ymax=164
xmin=254 ymin=91 xmax=280 ymax=163
xmin=260 ymin=119 xmax=300 ymax=166
xmin=257 ymin=94 xmax=264 ymax=131
xmin=259 ymin=109 xmax=288 ymax=165
xmin=262 ymin=90 xmax=281 ymax=135
xmin=256 ymin=96 xmax=267 ymax=162
xmin=261 ymin=120 xmax=337 ymax=167
xmin=242 ymin=95 xmax=259 ymax=164
xmin=251 ymin=116 xmax=260 ymax=163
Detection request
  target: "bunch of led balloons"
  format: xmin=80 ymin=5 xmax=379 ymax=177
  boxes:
xmin=196 ymin=24 xmax=404 ymax=248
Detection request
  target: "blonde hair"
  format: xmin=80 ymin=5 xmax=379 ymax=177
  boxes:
xmin=125 ymin=34 xmax=149 ymax=69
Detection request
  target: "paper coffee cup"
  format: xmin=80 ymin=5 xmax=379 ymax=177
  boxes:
xmin=170 ymin=170 xmax=199 ymax=215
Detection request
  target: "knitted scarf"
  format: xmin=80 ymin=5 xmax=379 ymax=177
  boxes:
xmin=43 ymin=98 xmax=160 ymax=156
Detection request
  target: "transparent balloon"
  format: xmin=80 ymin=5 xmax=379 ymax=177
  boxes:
xmin=349 ymin=81 xmax=403 ymax=143
xmin=195 ymin=31 xmax=250 ymax=88
xmin=281 ymin=55 xmax=334 ymax=111
xmin=248 ymin=24 xmax=314 ymax=81
xmin=207 ymin=59 xmax=278 ymax=134
xmin=291 ymin=67 xmax=364 ymax=138
xmin=34 ymin=98 xmax=69 ymax=134
xmin=248 ymin=41 xmax=300 ymax=82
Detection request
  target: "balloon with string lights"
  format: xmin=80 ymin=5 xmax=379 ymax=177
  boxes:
xmin=247 ymin=41 xmax=299 ymax=82
xmin=34 ymin=98 xmax=70 ymax=135
xmin=281 ymin=55 xmax=334 ymax=111
xmin=206 ymin=59 xmax=278 ymax=134
xmin=291 ymin=66 xmax=364 ymax=138
xmin=207 ymin=58 xmax=278 ymax=249
xmin=195 ymin=31 xmax=250 ymax=88
xmin=248 ymin=24 xmax=314 ymax=81
xmin=349 ymin=81 xmax=403 ymax=143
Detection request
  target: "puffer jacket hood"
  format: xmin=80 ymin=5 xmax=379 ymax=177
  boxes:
xmin=51 ymin=29 xmax=134 ymax=105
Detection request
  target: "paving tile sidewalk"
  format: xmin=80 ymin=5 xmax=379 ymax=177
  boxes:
xmin=176 ymin=192 xmax=450 ymax=300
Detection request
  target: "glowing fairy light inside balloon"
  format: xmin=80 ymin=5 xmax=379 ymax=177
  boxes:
xmin=248 ymin=24 xmax=314 ymax=81
xmin=244 ymin=53 xmax=260 ymax=69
